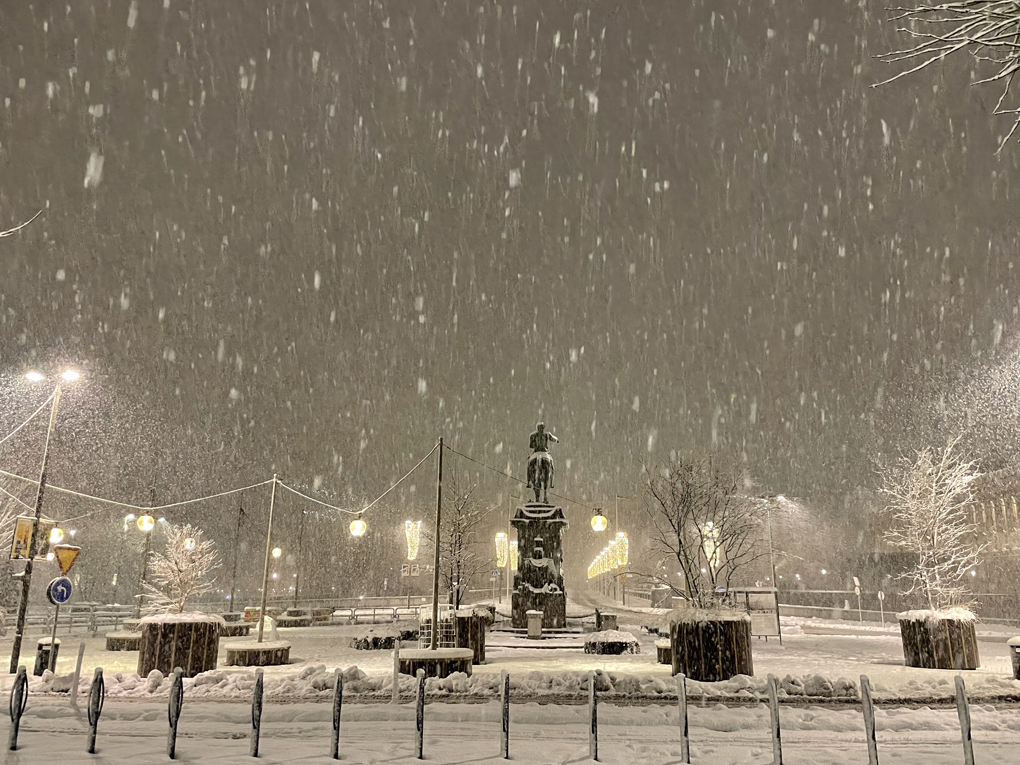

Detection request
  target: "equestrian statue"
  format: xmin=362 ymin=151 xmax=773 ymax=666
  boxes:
xmin=526 ymin=422 xmax=559 ymax=503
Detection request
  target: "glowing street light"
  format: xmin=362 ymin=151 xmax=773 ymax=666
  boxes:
xmin=137 ymin=515 xmax=155 ymax=533
xmin=272 ymin=547 xmax=282 ymax=559
xmin=590 ymin=508 xmax=608 ymax=532
xmin=24 ymin=371 xmax=44 ymax=382
xmin=48 ymin=527 xmax=65 ymax=545
xmin=60 ymin=370 xmax=80 ymax=382
xmin=350 ymin=517 xmax=368 ymax=537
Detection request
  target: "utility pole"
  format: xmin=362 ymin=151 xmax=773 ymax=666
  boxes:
xmin=429 ymin=439 xmax=443 ymax=650
xmin=294 ymin=509 xmax=306 ymax=608
xmin=9 ymin=388 xmax=61 ymax=674
xmin=256 ymin=476 xmax=278 ymax=644
xmin=767 ymin=502 xmax=778 ymax=588
xmin=228 ymin=504 xmax=244 ymax=613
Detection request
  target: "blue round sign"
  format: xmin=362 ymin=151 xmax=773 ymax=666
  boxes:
xmin=46 ymin=577 xmax=72 ymax=605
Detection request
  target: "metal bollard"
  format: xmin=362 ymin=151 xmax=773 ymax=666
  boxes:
xmin=70 ymin=641 xmax=86 ymax=709
xmin=250 ymin=668 xmax=264 ymax=757
xmin=86 ymin=667 xmax=106 ymax=754
xmin=676 ymin=673 xmax=689 ymax=764
xmin=415 ymin=668 xmax=426 ymax=760
xmin=589 ymin=670 xmax=598 ymax=762
xmin=392 ymin=646 xmax=400 ymax=704
xmin=8 ymin=666 xmax=28 ymax=751
xmin=330 ymin=669 xmax=343 ymax=760
xmin=955 ymin=675 xmax=975 ymax=765
xmin=500 ymin=670 xmax=509 ymax=760
xmin=167 ymin=667 xmax=184 ymax=759
xmin=860 ymin=674 xmax=878 ymax=765
xmin=767 ymin=674 xmax=783 ymax=765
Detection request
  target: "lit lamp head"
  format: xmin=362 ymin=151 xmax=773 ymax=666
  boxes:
xmin=184 ymin=538 xmax=197 ymax=551
xmin=350 ymin=517 xmax=367 ymax=537
xmin=137 ymin=515 xmax=155 ymax=533
xmin=49 ymin=527 xmax=65 ymax=545
xmin=590 ymin=508 xmax=608 ymax=532
xmin=272 ymin=547 xmax=282 ymax=558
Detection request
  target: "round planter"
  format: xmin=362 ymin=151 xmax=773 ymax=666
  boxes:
xmin=137 ymin=613 xmax=224 ymax=678
xmin=898 ymin=611 xmax=980 ymax=670
xmin=669 ymin=611 xmax=753 ymax=682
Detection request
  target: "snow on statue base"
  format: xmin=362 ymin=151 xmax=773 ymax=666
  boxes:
xmin=511 ymin=503 xmax=568 ymax=629
xmin=898 ymin=609 xmax=980 ymax=670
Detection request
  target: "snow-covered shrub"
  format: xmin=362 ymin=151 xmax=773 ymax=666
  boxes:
xmin=881 ymin=437 xmax=983 ymax=612
xmin=143 ymin=524 xmax=220 ymax=614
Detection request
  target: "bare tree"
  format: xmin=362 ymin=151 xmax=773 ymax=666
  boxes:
xmin=144 ymin=524 xmax=220 ymax=614
xmin=881 ymin=437 xmax=984 ymax=611
xmin=877 ymin=1 xmax=1020 ymax=148
xmin=641 ymin=453 xmax=769 ymax=609
xmin=423 ymin=482 xmax=490 ymax=609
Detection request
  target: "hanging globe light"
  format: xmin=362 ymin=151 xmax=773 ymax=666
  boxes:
xmin=350 ymin=517 xmax=368 ymax=537
xmin=49 ymin=527 xmax=65 ymax=545
xmin=590 ymin=508 xmax=608 ymax=532
xmin=184 ymin=538 xmax=197 ymax=551
xmin=272 ymin=547 xmax=282 ymax=558
xmin=137 ymin=515 xmax=155 ymax=533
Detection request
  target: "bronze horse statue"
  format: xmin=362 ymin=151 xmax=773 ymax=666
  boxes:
xmin=527 ymin=451 xmax=553 ymax=504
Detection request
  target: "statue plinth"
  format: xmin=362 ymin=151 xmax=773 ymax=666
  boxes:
xmin=511 ymin=503 xmax=568 ymax=629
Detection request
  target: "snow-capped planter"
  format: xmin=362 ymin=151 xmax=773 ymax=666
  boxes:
xmin=137 ymin=612 xmax=225 ymax=678
xmin=105 ymin=631 xmax=142 ymax=651
xmin=454 ymin=607 xmax=492 ymax=664
xmin=669 ymin=609 xmax=753 ymax=682
xmin=398 ymin=647 xmax=474 ymax=679
xmin=655 ymin=638 xmax=672 ymax=665
xmin=584 ymin=630 xmax=640 ymax=655
xmin=897 ymin=608 xmax=980 ymax=670
xmin=223 ymin=640 xmax=292 ymax=667
xmin=349 ymin=625 xmax=418 ymax=651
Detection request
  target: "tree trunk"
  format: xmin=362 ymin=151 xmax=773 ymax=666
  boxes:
xmin=137 ymin=620 xmax=220 ymax=678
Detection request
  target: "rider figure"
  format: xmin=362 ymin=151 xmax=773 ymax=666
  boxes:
xmin=527 ymin=422 xmax=559 ymax=489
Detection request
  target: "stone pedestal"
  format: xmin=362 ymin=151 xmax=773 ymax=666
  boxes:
xmin=511 ymin=504 xmax=567 ymax=629
xmin=527 ymin=610 xmax=544 ymax=639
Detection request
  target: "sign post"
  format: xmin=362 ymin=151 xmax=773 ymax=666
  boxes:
xmin=45 ymin=577 xmax=73 ymax=673
xmin=877 ymin=591 xmax=885 ymax=625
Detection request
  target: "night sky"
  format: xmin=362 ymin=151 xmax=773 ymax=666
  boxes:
xmin=1 ymin=1 xmax=1019 ymax=585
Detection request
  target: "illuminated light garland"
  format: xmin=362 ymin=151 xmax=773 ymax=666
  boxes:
xmin=406 ymin=520 xmax=422 ymax=561
xmin=510 ymin=540 xmax=518 ymax=571
xmin=495 ymin=532 xmax=508 ymax=568
xmin=587 ymin=531 xmax=629 ymax=579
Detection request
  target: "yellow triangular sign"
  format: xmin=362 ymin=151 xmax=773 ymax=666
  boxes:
xmin=53 ymin=545 xmax=81 ymax=576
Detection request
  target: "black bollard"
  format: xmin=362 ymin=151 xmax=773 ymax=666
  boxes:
xmin=500 ymin=670 xmax=510 ymax=760
xmin=860 ymin=674 xmax=878 ymax=765
xmin=86 ymin=667 xmax=106 ymax=754
xmin=415 ymin=668 xmax=425 ymax=760
xmin=676 ymin=673 xmax=689 ymax=764
xmin=955 ymin=675 xmax=975 ymax=765
xmin=330 ymin=668 xmax=343 ymax=760
xmin=8 ymin=666 xmax=28 ymax=751
xmin=767 ymin=674 xmax=783 ymax=765
xmin=588 ymin=670 xmax=598 ymax=762
xmin=167 ymin=667 xmax=184 ymax=759
xmin=250 ymin=668 xmax=264 ymax=757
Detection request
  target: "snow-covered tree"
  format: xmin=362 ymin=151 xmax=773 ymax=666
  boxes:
xmin=144 ymin=524 xmax=220 ymax=614
xmin=878 ymin=1 xmax=1020 ymax=148
xmin=881 ymin=438 xmax=984 ymax=611
xmin=642 ymin=453 xmax=768 ymax=609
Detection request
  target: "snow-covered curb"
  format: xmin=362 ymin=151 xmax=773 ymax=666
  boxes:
xmin=139 ymin=612 xmax=227 ymax=626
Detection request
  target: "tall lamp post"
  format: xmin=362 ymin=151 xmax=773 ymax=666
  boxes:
xmin=132 ymin=515 xmax=158 ymax=618
xmin=9 ymin=368 xmax=80 ymax=675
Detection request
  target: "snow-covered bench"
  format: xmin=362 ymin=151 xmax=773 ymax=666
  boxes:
xmin=583 ymin=630 xmax=640 ymax=655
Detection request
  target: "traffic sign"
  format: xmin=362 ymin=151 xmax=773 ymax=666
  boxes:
xmin=401 ymin=564 xmax=410 ymax=577
xmin=490 ymin=570 xmax=500 ymax=580
xmin=46 ymin=577 xmax=73 ymax=605
xmin=53 ymin=545 xmax=81 ymax=576
xmin=877 ymin=591 xmax=885 ymax=601
xmin=10 ymin=516 xmax=56 ymax=560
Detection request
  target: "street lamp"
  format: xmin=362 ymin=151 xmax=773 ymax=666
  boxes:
xmin=9 ymin=368 xmax=80 ymax=674
xmin=350 ymin=517 xmax=367 ymax=537
xmin=590 ymin=508 xmax=608 ymax=532
xmin=132 ymin=515 xmax=157 ymax=618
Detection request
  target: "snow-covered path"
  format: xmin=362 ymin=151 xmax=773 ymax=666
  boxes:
xmin=5 ymin=697 xmax=1020 ymax=764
